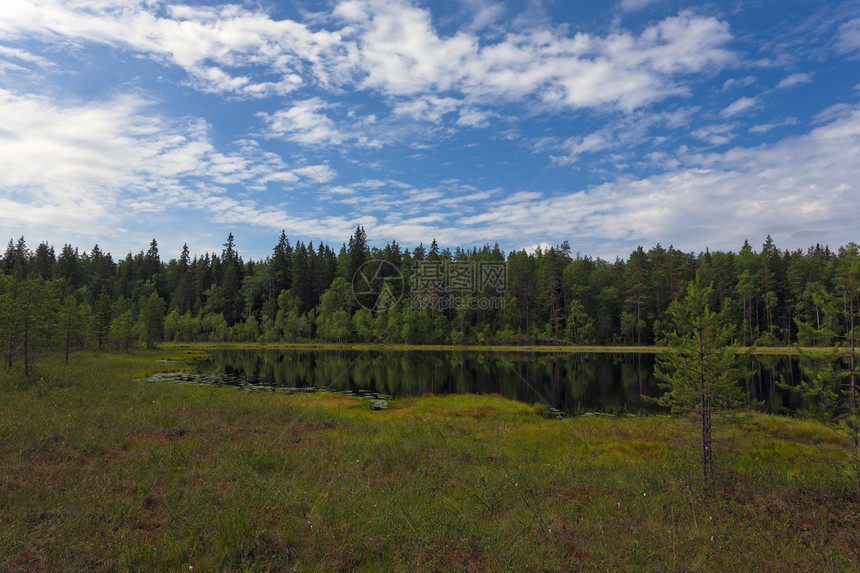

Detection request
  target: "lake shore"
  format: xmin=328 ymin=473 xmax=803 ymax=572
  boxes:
xmin=162 ymin=341 xmax=835 ymax=355
xmin=1 ymin=349 xmax=857 ymax=570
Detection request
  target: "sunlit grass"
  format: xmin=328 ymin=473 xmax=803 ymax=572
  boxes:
xmin=0 ymin=350 xmax=857 ymax=570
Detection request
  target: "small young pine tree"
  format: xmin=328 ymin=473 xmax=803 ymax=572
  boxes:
xmin=654 ymin=275 xmax=747 ymax=480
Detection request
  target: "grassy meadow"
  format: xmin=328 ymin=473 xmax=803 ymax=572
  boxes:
xmin=0 ymin=349 xmax=858 ymax=571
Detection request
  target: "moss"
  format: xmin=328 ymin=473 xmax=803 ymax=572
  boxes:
xmin=1 ymin=349 xmax=857 ymax=571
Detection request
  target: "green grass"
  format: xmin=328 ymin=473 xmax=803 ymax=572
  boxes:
xmin=166 ymin=341 xmax=665 ymax=353
xmin=0 ymin=350 xmax=857 ymax=571
xmin=164 ymin=341 xmax=843 ymax=356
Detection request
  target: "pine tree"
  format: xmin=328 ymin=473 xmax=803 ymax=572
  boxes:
xmin=6 ymin=275 xmax=56 ymax=379
xmin=92 ymin=291 xmax=112 ymax=351
xmin=292 ymin=242 xmax=313 ymax=313
xmin=272 ymin=230 xmax=293 ymax=295
xmin=654 ymin=275 xmax=747 ymax=480
xmin=783 ymin=243 xmax=860 ymax=491
xmin=32 ymin=242 xmax=55 ymax=280
xmin=216 ymin=234 xmax=243 ymax=325
xmin=172 ymin=243 xmax=192 ymax=314
xmin=56 ymin=294 xmax=91 ymax=363
xmin=139 ymin=291 xmax=166 ymax=349
xmin=347 ymin=225 xmax=368 ymax=279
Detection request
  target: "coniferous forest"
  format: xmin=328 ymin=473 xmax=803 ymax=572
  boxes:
xmin=1 ymin=228 xmax=859 ymax=369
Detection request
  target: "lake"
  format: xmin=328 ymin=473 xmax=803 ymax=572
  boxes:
xmin=196 ymin=349 xmax=813 ymax=414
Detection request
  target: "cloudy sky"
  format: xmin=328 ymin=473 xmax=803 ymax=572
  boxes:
xmin=1 ymin=0 xmax=858 ymax=260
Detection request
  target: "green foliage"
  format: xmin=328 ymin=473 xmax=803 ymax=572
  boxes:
xmin=654 ymin=276 xmax=747 ymax=479
xmin=55 ymin=294 xmax=91 ymax=363
xmin=109 ymin=309 xmax=135 ymax=351
xmin=139 ymin=292 xmax=166 ymax=349
xmin=315 ymin=277 xmax=353 ymax=342
xmin=92 ymin=291 xmax=112 ymax=350
xmin=0 ymin=233 xmax=859 ymax=350
xmin=0 ymin=274 xmax=56 ymax=377
xmin=780 ymin=349 xmax=860 ymax=488
xmin=0 ymin=353 xmax=857 ymax=570
xmin=780 ymin=243 xmax=860 ymax=490
xmin=654 ymin=277 xmax=747 ymax=414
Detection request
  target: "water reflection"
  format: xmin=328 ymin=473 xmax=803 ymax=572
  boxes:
xmin=199 ymin=349 xmax=808 ymax=414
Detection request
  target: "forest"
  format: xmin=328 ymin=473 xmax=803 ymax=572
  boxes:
xmin=1 ymin=228 xmax=859 ymax=372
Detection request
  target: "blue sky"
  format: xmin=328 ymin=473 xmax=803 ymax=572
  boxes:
xmin=1 ymin=0 xmax=859 ymax=261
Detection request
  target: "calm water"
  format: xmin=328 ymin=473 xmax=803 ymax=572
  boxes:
xmin=198 ymin=349 xmax=812 ymax=414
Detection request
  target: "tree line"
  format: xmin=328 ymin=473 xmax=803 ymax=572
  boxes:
xmin=2 ymin=229 xmax=859 ymax=367
xmin=4 ymin=228 xmax=856 ymax=486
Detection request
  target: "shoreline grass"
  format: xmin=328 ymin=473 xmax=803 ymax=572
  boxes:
xmin=1 ymin=350 xmax=857 ymax=570
xmin=162 ymin=341 xmax=835 ymax=356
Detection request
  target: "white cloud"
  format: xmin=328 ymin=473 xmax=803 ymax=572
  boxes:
xmin=390 ymin=95 xmax=493 ymax=129
xmin=556 ymin=132 xmax=614 ymax=161
xmin=0 ymin=44 xmax=55 ymax=68
xmin=0 ymin=1 xmax=736 ymax=116
xmin=4 ymin=90 xmax=858 ymax=259
xmin=453 ymin=103 xmax=860 ymax=254
xmin=0 ymin=88 xmax=331 ymax=248
xmin=461 ymin=0 xmax=507 ymax=32
xmin=692 ymin=123 xmax=736 ymax=145
xmin=777 ymin=73 xmax=812 ymax=89
xmin=260 ymin=98 xmax=347 ymax=146
xmin=836 ymin=18 xmax=860 ymax=54
xmin=392 ymin=96 xmax=462 ymax=123
xmin=722 ymin=76 xmax=756 ymax=91
xmin=455 ymin=107 xmax=493 ymax=128
xmin=0 ymin=0 xmax=340 ymax=97
xmin=721 ymin=96 xmax=758 ymax=118
xmin=333 ymin=0 xmax=478 ymax=96
xmin=548 ymin=109 xmax=693 ymax=165
xmin=452 ymin=10 xmax=735 ymax=113
xmin=748 ymin=117 xmax=797 ymax=134
xmin=520 ymin=242 xmax=554 ymax=254
xmin=259 ymin=98 xmax=385 ymax=148
xmin=620 ymin=0 xmax=657 ymax=13
xmin=292 ymin=164 xmax=339 ymax=183
xmin=200 ymin=194 xmax=360 ymax=240
xmin=812 ymin=103 xmax=855 ymax=124
xmin=321 ymin=177 xmax=502 ymax=241
xmin=4 ymin=1 xmax=850 ymax=259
